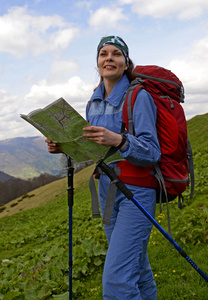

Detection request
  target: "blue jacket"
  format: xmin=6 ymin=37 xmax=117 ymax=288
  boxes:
xmin=86 ymin=75 xmax=161 ymax=167
xmin=86 ymin=75 xmax=159 ymax=299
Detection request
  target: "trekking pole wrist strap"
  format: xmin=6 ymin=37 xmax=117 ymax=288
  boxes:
xmin=102 ymin=133 xmax=127 ymax=161
xmin=117 ymin=132 xmax=127 ymax=150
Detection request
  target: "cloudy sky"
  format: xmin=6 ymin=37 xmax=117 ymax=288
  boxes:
xmin=0 ymin=0 xmax=208 ymax=140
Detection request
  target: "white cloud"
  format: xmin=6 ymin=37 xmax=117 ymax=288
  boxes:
xmin=0 ymin=6 xmax=79 ymax=57
xmin=0 ymin=90 xmax=19 ymax=118
xmin=182 ymin=94 xmax=208 ymax=120
xmin=167 ymin=34 xmax=208 ymax=119
xmin=167 ymin=35 xmax=208 ymax=90
xmin=75 ymin=1 xmax=92 ymax=10
xmin=89 ymin=6 xmax=128 ymax=30
xmin=190 ymin=35 xmax=208 ymax=60
xmin=168 ymin=59 xmax=208 ymax=94
xmin=51 ymin=28 xmax=78 ymax=50
xmin=119 ymin=0 xmax=208 ymax=19
xmin=50 ymin=60 xmax=79 ymax=77
xmin=0 ymin=90 xmax=32 ymax=140
xmin=23 ymin=76 xmax=94 ymax=116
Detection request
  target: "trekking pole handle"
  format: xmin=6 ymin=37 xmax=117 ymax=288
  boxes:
xmin=96 ymin=160 xmax=134 ymax=200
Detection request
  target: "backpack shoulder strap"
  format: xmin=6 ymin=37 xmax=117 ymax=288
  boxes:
xmin=123 ymin=79 xmax=144 ymax=135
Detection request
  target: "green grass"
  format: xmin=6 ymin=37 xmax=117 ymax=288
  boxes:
xmin=148 ymin=194 xmax=208 ymax=299
xmin=0 ymin=165 xmax=106 ymax=299
xmin=0 ymin=114 xmax=208 ymax=299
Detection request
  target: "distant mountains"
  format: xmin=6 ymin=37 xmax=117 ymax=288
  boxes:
xmin=0 ymin=136 xmax=63 ymax=180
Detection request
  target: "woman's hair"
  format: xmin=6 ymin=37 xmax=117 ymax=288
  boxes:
xmin=124 ymin=58 xmax=136 ymax=82
xmin=94 ymin=58 xmax=136 ymax=91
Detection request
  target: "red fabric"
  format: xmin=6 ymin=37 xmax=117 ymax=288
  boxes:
xmin=116 ymin=161 xmax=158 ymax=188
xmin=119 ymin=65 xmax=188 ymax=197
xmin=156 ymin=108 xmax=178 ymax=155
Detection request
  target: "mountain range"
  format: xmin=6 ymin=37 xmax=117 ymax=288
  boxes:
xmin=0 ymin=136 xmax=63 ymax=180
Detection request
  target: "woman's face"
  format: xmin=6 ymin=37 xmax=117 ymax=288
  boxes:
xmin=97 ymin=45 xmax=128 ymax=83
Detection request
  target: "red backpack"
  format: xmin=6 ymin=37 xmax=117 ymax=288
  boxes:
xmin=116 ymin=65 xmax=194 ymax=207
xmin=89 ymin=65 xmax=194 ymax=231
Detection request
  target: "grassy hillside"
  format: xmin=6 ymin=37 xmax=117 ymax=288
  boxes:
xmin=0 ymin=177 xmax=67 ymax=218
xmin=187 ymin=113 xmax=208 ymax=150
xmin=0 ymin=164 xmax=95 ymax=218
xmin=0 ymin=114 xmax=208 ymax=299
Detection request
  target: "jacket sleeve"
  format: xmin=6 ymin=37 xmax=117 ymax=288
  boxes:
xmin=119 ymin=89 xmax=161 ymax=167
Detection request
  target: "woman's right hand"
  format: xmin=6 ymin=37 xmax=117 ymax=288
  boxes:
xmin=45 ymin=138 xmax=64 ymax=154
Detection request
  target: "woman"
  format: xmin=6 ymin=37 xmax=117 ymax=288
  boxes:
xmin=46 ymin=35 xmax=161 ymax=299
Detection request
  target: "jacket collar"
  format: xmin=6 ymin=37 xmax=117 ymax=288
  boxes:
xmin=90 ymin=75 xmax=130 ymax=107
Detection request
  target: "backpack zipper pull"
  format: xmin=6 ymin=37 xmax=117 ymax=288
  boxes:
xmin=161 ymin=96 xmax=174 ymax=109
xmin=169 ymin=97 xmax=174 ymax=109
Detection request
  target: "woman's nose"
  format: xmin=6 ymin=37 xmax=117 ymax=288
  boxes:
xmin=106 ymin=53 xmax=113 ymax=60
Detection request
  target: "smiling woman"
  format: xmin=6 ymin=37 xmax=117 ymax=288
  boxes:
xmin=83 ymin=36 xmax=161 ymax=300
xmin=46 ymin=35 xmax=161 ymax=300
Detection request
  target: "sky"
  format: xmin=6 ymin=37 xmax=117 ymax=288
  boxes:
xmin=0 ymin=0 xmax=208 ymax=140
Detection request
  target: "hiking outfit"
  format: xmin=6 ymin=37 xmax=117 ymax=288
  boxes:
xmin=86 ymin=74 xmax=161 ymax=299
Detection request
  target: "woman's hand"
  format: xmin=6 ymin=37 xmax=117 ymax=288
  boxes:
xmin=45 ymin=139 xmax=64 ymax=154
xmin=83 ymin=126 xmax=127 ymax=150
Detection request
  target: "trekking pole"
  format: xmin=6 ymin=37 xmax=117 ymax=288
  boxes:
xmin=66 ymin=155 xmax=74 ymax=300
xmin=96 ymin=159 xmax=208 ymax=283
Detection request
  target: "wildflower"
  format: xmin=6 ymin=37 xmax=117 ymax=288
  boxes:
xmin=2 ymin=259 xmax=10 ymax=263
xmin=154 ymin=274 xmax=158 ymax=277
xmin=173 ymin=270 xmax=176 ymax=273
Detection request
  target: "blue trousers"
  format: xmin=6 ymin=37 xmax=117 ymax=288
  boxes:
xmin=98 ymin=174 xmax=157 ymax=300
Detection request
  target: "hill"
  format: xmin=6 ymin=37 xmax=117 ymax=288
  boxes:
xmin=0 ymin=164 xmax=95 ymax=218
xmin=187 ymin=112 xmax=208 ymax=150
xmin=0 ymin=113 xmax=207 ymax=299
xmin=0 ymin=136 xmax=63 ymax=179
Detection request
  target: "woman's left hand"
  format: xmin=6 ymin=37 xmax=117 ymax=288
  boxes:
xmin=83 ymin=126 xmax=126 ymax=149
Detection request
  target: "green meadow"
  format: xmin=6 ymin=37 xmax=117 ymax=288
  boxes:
xmin=0 ymin=113 xmax=207 ymax=299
